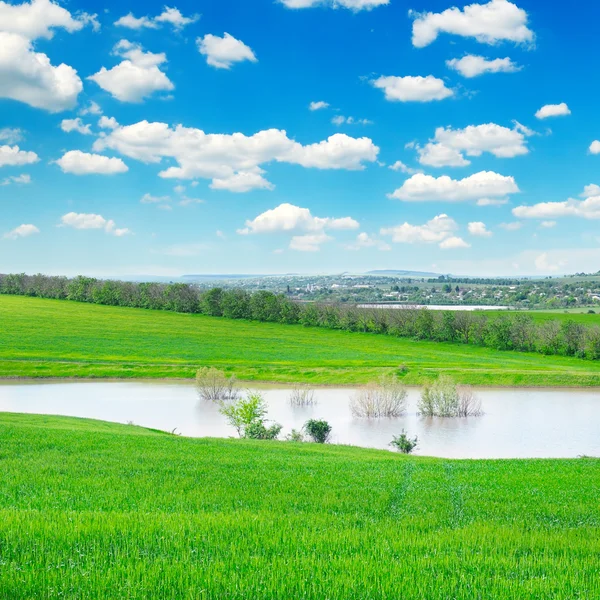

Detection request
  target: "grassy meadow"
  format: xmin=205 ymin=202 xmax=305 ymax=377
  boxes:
xmin=1 ymin=413 xmax=599 ymax=599
xmin=1 ymin=295 xmax=600 ymax=386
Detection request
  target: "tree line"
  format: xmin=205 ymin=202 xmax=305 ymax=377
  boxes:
xmin=2 ymin=272 xmax=600 ymax=361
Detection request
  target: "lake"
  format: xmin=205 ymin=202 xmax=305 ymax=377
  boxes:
xmin=1 ymin=381 xmax=599 ymax=459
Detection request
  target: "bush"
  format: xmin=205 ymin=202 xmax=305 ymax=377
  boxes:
xmin=196 ymin=367 xmax=239 ymax=402
xmin=285 ymin=428 xmax=305 ymax=442
xmin=390 ymin=431 xmax=418 ymax=454
xmin=219 ymin=393 xmax=281 ymax=439
xmin=418 ymin=376 xmax=483 ymax=418
xmin=350 ymin=375 xmax=407 ymax=418
xmin=304 ymin=419 xmax=332 ymax=444
xmin=289 ymin=386 xmax=317 ymax=407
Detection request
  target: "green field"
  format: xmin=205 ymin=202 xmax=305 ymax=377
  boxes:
xmin=1 ymin=413 xmax=599 ymax=599
xmin=1 ymin=295 xmax=600 ymax=386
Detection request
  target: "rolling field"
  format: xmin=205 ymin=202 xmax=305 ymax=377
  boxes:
xmin=1 ymin=413 xmax=599 ymax=599
xmin=1 ymin=295 xmax=600 ymax=386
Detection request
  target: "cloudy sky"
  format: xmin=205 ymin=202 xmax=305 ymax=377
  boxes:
xmin=1 ymin=0 xmax=599 ymax=277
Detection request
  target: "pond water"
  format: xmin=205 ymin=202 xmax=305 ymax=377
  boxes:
xmin=2 ymin=382 xmax=599 ymax=458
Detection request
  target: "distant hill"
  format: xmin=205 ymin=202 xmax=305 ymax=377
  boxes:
xmin=365 ymin=270 xmax=442 ymax=278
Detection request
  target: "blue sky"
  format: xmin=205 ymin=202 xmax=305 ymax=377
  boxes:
xmin=1 ymin=0 xmax=599 ymax=277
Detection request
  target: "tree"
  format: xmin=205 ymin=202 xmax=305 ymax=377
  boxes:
xmin=219 ymin=393 xmax=280 ymax=440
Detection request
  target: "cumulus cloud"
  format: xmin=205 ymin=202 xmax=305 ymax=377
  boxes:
xmin=93 ymin=120 xmax=379 ymax=188
xmin=98 ymin=116 xmax=119 ymax=130
xmin=115 ymin=7 xmax=198 ymax=30
xmin=344 ymin=232 xmax=391 ymax=251
xmin=389 ymin=160 xmax=420 ymax=174
xmin=415 ymin=122 xmax=531 ymax=168
xmin=582 ymin=184 xmax=600 ymax=198
xmin=513 ymin=196 xmax=600 ymax=220
xmin=88 ymin=40 xmax=174 ymax=103
xmin=280 ymin=0 xmax=388 ymax=10
xmin=60 ymin=118 xmax=91 ymax=135
xmin=289 ymin=232 xmax=332 ymax=252
xmin=4 ymin=223 xmax=39 ymax=239
xmin=440 ymin=236 xmax=471 ymax=249
xmin=389 ymin=171 xmax=519 ymax=203
xmin=197 ymin=33 xmax=257 ymax=69
xmin=468 ymin=221 xmax=492 ymax=236
xmin=0 ymin=32 xmax=82 ymax=112
xmin=410 ymin=0 xmax=534 ymax=48
xmin=477 ymin=196 xmax=509 ymax=206
xmin=371 ymin=75 xmax=453 ymax=102
xmin=446 ymin=54 xmax=521 ymax=77
xmin=332 ymin=115 xmax=373 ymax=126
xmin=79 ymin=101 xmax=102 ymax=116
xmin=0 ymin=144 xmax=39 ymax=167
xmin=535 ymin=103 xmax=571 ymax=119
xmin=1 ymin=173 xmax=31 ymax=185
xmin=589 ymin=141 xmax=600 ymax=155
xmin=210 ymin=170 xmax=275 ymax=193
xmin=238 ymin=203 xmax=359 ymax=235
xmin=55 ymin=150 xmax=128 ymax=175
xmin=141 ymin=193 xmax=170 ymax=204
xmin=380 ymin=214 xmax=461 ymax=248
xmin=309 ymin=100 xmax=329 ymax=111
xmin=0 ymin=0 xmax=97 ymax=40
xmin=535 ymin=252 xmax=565 ymax=273
xmin=60 ymin=212 xmax=131 ymax=236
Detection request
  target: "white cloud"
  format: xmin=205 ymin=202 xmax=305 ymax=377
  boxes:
xmin=98 ymin=116 xmax=119 ymax=130
xmin=60 ymin=212 xmax=131 ymax=236
xmin=309 ymin=100 xmax=329 ymax=111
xmin=0 ymin=0 xmax=96 ymax=40
xmin=589 ymin=141 xmax=600 ymax=155
xmin=499 ymin=221 xmax=523 ymax=230
xmin=380 ymin=214 xmax=459 ymax=247
xmin=178 ymin=196 xmax=204 ymax=207
xmin=88 ymin=40 xmax=174 ymax=103
xmin=446 ymin=54 xmax=521 ymax=77
xmin=440 ymin=236 xmax=471 ymax=249
xmin=371 ymin=75 xmax=453 ymax=102
xmin=535 ymin=103 xmax=571 ymax=119
xmin=535 ymin=252 xmax=565 ymax=273
xmin=0 ymin=128 xmax=23 ymax=144
xmin=115 ymin=7 xmax=198 ymax=30
xmin=0 ymin=32 xmax=82 ymax=112
xmin=93 ymin=121 xmax=379 ymax=187
xmin=345 ymin=232 xmax=391 ymax=251
xmin=477 ymin=196 xmax=509 ymax=206
xmin=60 ymin=118 xmax=91 ymax=135
xmin=468 ymin=221 xmax=492 ymax=236
xmin=513 ymin=195 xmax=600 ymax=220
xmin=389 ymin=171 xmax=519 ymax=203
xmin=55 ymin=150 xmax=128 ymax=175
xmin=410 ymin=0 xmax=534 ymax=48
xmin=154 ymin=7 xmax=199 ymax=29
xmin=582 ymin=184 xmax=600 ymax=198
xmin=289 ymin=232 xmax=332 ymax=252
xmin=331 ymin=115 xmax=373 ymax=126
xmin=238 ymin=203 xmax=359 ymax=235
xmin=0 ymin=144 xmax=39 ymax=167
xmin=280 ymin=0 xmax=389 ymax=10
xmin=210 ymin=170 xmax=275 ymax=193
xmin=540 ymin=221 xmax=556 ymax=228
xmin=416 ymin=122 xmax=531 ymax=168
xmin=1 ymin=173 xmax=31 ymax=185
xmin=389 ymin=160 xmax=420 ymax=174
xmin=3 ymin=223 xmax=39 ymax=239
xmin=141 ymin=193 xmax=170 ymax=204
xmin=79 ymin=101 xmax=102 ymax=116
xmin=197 ymin=33 xmax=257 ymax=69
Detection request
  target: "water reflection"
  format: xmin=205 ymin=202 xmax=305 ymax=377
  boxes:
xmin=0 ymin=381 xmax=599 ymax=459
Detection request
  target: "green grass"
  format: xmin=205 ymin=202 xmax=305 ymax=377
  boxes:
xmin=0 ymin=413 xmax=599 ymax=599
xmin=2 ymin=295 xmax=600 ymax=386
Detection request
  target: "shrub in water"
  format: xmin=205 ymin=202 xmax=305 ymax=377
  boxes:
xmin=286 ymin=428 xmax=305 ymax=442
xmin=419 ymin=375 xmax=483 ymax=418
xmin=304 ymin=419 xmax=332 ymax=444
xmin=196 ymin=367 xmax=239 ymax=402
xmin=390 ymin=430 xmax=418 ymax=454
xmin=289 ymin=386 xmax=318 ymax=407
xmin=350 ymin=375 xmax=407 ymax=418
xmin=245 ymin=421 xmax=282 ymax=440
xmin=219 ymin=393 xmax=274 ymax=438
